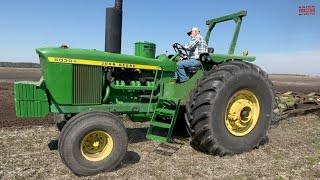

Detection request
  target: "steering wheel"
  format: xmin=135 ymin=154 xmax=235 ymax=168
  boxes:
xmin=173 ymin=43 xmax=188 ymax=57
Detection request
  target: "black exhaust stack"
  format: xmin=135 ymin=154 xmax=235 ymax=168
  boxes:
xmin=105 ymin=0 xmax=123 ymax=53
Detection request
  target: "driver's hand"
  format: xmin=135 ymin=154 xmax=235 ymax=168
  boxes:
xmin=179 ymin=55 xmax=187 ymax=60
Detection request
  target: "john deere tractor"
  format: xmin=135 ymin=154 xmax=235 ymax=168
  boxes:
xmin=14 ymin=10 xmax=274 ymax=176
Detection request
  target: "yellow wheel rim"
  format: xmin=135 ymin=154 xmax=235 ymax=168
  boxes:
xmin=225 ymin=90 xmax=260 ymax=136
xmin=80 ymin=130 xmax=113 ymax=162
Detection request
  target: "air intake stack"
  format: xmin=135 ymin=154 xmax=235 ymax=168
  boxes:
xmin=105 ymin=0 xmax=123 ymax=53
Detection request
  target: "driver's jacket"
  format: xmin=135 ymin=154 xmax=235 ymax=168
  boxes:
xmin=184 ymin=34 xmax=208 ymax=59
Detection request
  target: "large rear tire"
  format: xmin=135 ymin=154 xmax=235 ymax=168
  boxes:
xmin=58 ymin=110 xmax=128 ymax=176
xmin=185 ymin=60 xmax=274 ymax=155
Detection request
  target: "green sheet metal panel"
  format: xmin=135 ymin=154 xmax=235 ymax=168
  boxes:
xmin=37 ymin=50 xmax=73 ymax=104
xmin=45 ymin=61 xmax=73 ymax=104
xmin=161 ymin=71 xmax=204 ymax=105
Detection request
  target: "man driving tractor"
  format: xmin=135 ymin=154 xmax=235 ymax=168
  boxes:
xmin=176 ymin=27 xmax=208 ymax=83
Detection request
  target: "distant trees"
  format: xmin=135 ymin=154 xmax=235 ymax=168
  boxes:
xmin=0 ymin=62 xmax=40 ymax=68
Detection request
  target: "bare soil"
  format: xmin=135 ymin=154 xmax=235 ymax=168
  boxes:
xmin=0 ymin=115 xmax=319 ymax=179
xmin=0 ymin=68 xmax=319 ymax=179
xmin=269 ymin=74 xmax=320 ymax=94
xmin=0 ymin=67 xmax=41 ymax=83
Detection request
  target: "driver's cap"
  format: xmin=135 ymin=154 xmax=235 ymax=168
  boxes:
xmin=187 ymin=27 xmax=200 ymax=36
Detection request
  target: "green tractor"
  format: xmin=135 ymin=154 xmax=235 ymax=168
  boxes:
xmin=14 ymin=10 xmax=274 ymax=176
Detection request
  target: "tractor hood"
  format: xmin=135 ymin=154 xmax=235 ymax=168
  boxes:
xmin=36 ymin=47 xmax=176 ymax=72
xmin=35 ymin=47 xmax=176 ymax=105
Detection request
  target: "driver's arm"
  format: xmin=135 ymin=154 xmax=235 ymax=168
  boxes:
xmin=184 ymin=38 xmax=200 ymax=51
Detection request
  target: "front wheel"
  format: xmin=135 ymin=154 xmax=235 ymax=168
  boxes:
xmin=186 ymin=60 xmax=275 ymax=155
xmin=58 ymin=111 xmax=128 ymax=176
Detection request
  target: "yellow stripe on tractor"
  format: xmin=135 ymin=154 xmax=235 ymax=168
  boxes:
xmin=48 ymin=57 xmax=162 ymax=70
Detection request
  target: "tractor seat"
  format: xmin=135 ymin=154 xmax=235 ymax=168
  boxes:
xmin=186 ymin=66 xmax=201 ymax=75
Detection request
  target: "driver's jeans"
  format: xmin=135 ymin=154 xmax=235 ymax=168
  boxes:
xmin=175 ymin=59 xmax=201 ymax=83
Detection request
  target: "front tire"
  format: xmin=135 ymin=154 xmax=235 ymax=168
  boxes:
xmin=58 ymin=111 xmax=128 ymax=176
xmin=186 ymin=61 xmax=274 ymax=155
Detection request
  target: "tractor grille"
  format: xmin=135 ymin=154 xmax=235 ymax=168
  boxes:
xmin=73 ymin=65 xmax=103 ymax=105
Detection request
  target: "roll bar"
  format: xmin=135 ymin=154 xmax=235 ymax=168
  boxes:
xmin=204 ymin=10 xmax=247 ymax=55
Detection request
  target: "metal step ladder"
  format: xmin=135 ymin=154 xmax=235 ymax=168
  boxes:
xmin=146 ymin=97 xmax=181 ymax=142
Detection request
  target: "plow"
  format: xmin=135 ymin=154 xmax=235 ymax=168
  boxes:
xmin=274 ymin=91 xmax=320 ymax=121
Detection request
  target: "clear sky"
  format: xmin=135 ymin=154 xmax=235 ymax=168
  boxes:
xmin=0 ymin=0 xmax=319 ymax=75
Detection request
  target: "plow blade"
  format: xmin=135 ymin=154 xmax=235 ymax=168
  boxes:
xmin=274 ymin=91 xmax=320 ymax=121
